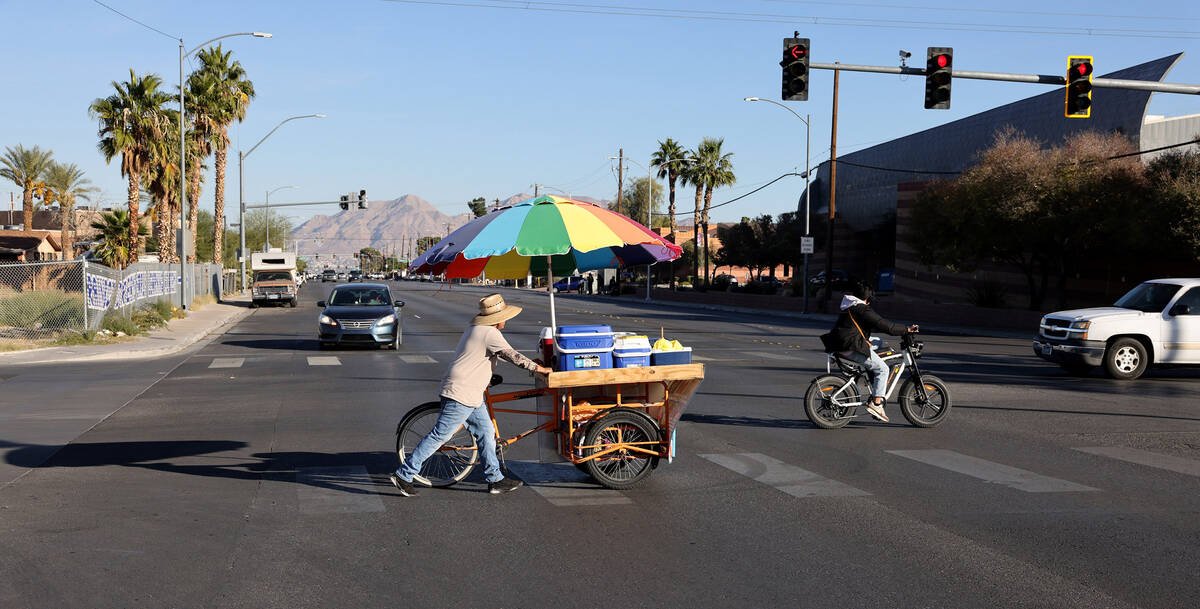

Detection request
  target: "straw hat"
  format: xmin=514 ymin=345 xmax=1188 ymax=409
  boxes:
xmin=472 ymin=293 xmax=523 ymax=326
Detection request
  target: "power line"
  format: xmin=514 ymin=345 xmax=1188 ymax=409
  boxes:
xmin=762 ymin=0 xmax=1200 ymax=23
xmin=382 ymin=0 xmax=1200 ymax=39
xmin=92 ymin=0 xmax=177 ymax=41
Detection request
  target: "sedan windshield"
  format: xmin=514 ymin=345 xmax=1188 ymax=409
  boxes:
xmin=330 ymin=287 xmax=391 ymax=306
xmin=1113 ymin=282 xmax=1181 ymax=312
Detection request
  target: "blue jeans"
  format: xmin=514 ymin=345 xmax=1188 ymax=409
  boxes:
xmin=844 ymin=350 xmax=889 ymax=399
xmin=396 ymin=397 xmax=504 ymax=484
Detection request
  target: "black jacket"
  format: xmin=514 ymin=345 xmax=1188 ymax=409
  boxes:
xmin=828 ymin=303 xmax=906 ymax=355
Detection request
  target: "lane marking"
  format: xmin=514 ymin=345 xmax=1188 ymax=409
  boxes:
xmin=208 ymin=357 xmax=244 ymax=369
xmin=505 ymin=461 xmax=633 ymax=506
xmin=887 ymin=449 xmax=1099 ymax=493
xmin=1074 ymin=446 xmax=1200 ymax=478
xmin=306 ymin=356 xmax=341 ymax=366
xmin=699 ymin=453 xmax=871 ymax=498
xmin=295 ymin=466 xmax=386 ymax=514
xmin=398 ymin=355 xmax=438 ymax=364
xmin=740 ymin=351 xmax=795 ymax=361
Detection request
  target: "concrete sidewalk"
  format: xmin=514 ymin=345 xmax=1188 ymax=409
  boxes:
xmin=0 ymin=295 xmax=252 ymax=366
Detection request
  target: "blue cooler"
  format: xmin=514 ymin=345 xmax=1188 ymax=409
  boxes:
xmin=613 ymin=334 xmax=652 ymax=368
xmin=554 ymin=324 xmax=614 ymax=371
xmin=650 ymin=347 xmax=692 ymax=366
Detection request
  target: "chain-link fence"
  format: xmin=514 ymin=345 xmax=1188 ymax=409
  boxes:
xmin=0 ymin=259 xmax=226 ymax=349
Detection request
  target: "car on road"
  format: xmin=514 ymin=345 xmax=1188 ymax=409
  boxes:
xmin=809 ymin=269 xmax=854 ymax=290
xmin=553 ymin=276 xmax=584 ymax=292
xmin=321 ymin=269 xmax=337 ymax=282
xmin=316 ymin=283 xmax=405 ymax=350
xmin=348 ymin=270 xmax=363 ymax=282
xmin=1033 ymin=278 xmax=1200 ymax=379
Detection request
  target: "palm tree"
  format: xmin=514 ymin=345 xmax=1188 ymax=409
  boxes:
xmin=89 ymin=70 xmax=174 ymax=266
xmin=0 ymin=144 xmax=54 ymax=232
xmin=692 ymin=138 xmax=736 ymax=287
xmin=43 ymin=162 xmax=97 ymax=259
xmin=651 ymin=138 xmax=688 ymax=239
xmin=144 ymin=118 xmax=182 ymax=262
xmin=194 ymin=45 xmax=255 ymax=265
xmin=678 ymin=147 xmax=706 ymax=287
xmin=90 ymin=209 xmax=148 ymax=270
xmin=184 ymin=71 xmax=218 ymax=263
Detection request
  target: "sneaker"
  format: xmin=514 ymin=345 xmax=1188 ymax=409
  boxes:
xmin=389 ymin=473 xmax=419 ymax=497
xmin=865 ymin=400 xmax=890 ymax=423
xmin=488 ymin=477 xmax=523 ymax=494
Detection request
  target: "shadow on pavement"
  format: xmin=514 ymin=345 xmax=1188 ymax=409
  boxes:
xmin=681 ymin=413 xmax=815 ymax=429
xmin=2 ymin=439 xmax=401 ymax=494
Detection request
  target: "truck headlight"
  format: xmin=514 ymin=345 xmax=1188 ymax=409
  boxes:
xmin=1070 ymin=320 xmax=1090 ymax=340
xmin=319 ymin=315 xmax=336 ymax=326
xmin=377 ymin=313 xmax=397 ymax=326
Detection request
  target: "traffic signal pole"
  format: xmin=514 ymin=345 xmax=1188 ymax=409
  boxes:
xmin=823 ymin=65 xmax=839 ymax=312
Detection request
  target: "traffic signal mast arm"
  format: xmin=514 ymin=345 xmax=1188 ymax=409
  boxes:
xmin=806 ymin=61 xmax=1200 ymax=95
xmin=244 ymin=199 xmax=355 ymax=209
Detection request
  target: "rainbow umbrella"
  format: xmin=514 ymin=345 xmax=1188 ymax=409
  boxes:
xmin=410 ymin=195 xmax=682 ymax=328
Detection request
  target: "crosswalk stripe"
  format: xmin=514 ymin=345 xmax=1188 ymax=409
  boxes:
xmin=740 ymin=351 xmax=794 ymax=360
xmin=505 ymin=461 xmax=633 ymax=506
xmin=306 ymin=356 xmax=341 ymax=366
xmin=699 ymin=453 xmax=871 ymax=498
xmin=295 ymin=466 xmax=385 ymax=514
xmin=1074 ymin=446 xmax=1200 ymax=478
xmin=399 ymin=355 xmax=438 ymax=364
xmin=208 ymin=357 xmax=244 ymax=369
xmin=887 ymin=449 xmax=1099 ymax=493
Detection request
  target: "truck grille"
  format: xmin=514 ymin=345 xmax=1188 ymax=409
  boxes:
xmin=1040 ymin=318 xmax=1070 ymax=339
xmin=259 ymin=286 xmax=292 ymax=294
xmin=338 ymin=319 xmax=374 ymax=329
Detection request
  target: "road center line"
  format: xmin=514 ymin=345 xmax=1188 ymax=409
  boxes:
xmin=887 ymin=449 xmax=1099 ymax=493
xmin=699 ymin=453 xmax=871 ymax=498
xmin=1074 ymin=446 xmax=1200 ymax=478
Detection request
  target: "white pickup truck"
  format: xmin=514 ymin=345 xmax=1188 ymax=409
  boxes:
xmin=1033 ymin=278 xmax=1200 ymax=379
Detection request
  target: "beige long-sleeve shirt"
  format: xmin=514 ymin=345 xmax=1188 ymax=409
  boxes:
xmin=440 ymin=325 xmax=539 ymax=407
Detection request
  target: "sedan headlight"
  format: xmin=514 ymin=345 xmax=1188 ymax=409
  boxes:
xmin=319 ymin=315 xmax=337 ymax=326
xmin=376 ymin=313 xmax=397 ymax=326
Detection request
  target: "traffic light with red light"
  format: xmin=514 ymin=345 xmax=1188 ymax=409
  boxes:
xmin=1066 ymin=56 xmax=1093 ymax=118
xmin=924 ymin=47 xmax=952 ymax=109
xmin=357 ymin=189 xmax=368 ymax=210
xmin=780 ymin=38 xmax=810 ymax=101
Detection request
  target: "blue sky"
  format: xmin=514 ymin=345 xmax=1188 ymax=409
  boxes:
xmin=3 ymin=0 xmax=1198 ymax=227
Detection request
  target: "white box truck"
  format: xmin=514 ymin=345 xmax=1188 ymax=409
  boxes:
xmin=250 ymin=249 xmax=298 ymax=308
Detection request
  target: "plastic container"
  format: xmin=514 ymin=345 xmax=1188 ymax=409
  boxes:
xmin=650 ymin=347 xmax=692 ymax=366
xmin=613 ymin=334 xmax=652 ymax=368
xmin=554 ymin=324 xmax=614 ymax=371
xmin=539 ymin=327 xmax=555 ymax=368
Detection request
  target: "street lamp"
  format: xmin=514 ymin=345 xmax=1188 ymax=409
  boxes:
xmin=744 ymin=96 xmax=812 ymax=314
xmin=238 ymin=113 xmax=324 ymax=292
xmin=264 ymin=185 xmax=298 ymax=251
xmin=179 ymin=31 xmax=270 ymax=308
xmin=609 ymin=156 xmax=693 ymax=302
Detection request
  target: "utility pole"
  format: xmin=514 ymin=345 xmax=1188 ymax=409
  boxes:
xmin=616 ymin=148 xmax=624 ymax=215
xmin=823 ymin=64 xmax=840 ymax=312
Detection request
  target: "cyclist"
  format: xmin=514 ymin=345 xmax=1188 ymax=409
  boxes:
xmin=390 ymin=294 xmax=552 ymax=496
xmin=825 ymin=283 xmax=918 ymax=422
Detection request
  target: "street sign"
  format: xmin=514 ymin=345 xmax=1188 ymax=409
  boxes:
xmin=800 ymin=236 xmax=814 ymax=254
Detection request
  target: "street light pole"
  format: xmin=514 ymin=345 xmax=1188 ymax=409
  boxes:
xmin=238 ymin=113 xmax=324 ymax=292
xmin=744 ymin=97 xmax=812 ymax=314
xmin=179 ymin=31 xmax=271 ymax=307
xmin=264 ymin=185 xmax=298 ymax=251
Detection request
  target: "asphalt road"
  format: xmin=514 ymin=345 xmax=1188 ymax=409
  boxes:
xmin=2 ymin=281 xmax=1199 ymax=608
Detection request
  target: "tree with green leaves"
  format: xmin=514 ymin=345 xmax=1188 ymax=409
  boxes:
xmin=42 ymin=162 xmax=97 ymax=259
xmin=651 ymin=138 xmax=688 ymax=238
xmin=416 ymin=236 xmax=438 ymax=256
xmin=614 ymin=176 xmax=666 ymax=229
xmin=89 ymin=70 xmax=174 ymax=265
xmin=143 ymin=118 xmax=182 ymax=263
xmin=1 ymin=144 xmax=55 ymax=232
xmin=91 ymin=209 xmax=148 ymax=269
xmin=195 ymin=209 xmax=237 ymax=266
xmin=240 ymin=208 xmax=292 ymax=255
xmin=691 ymin=137 xmax=736 ymax=286
xmin=193 ymin=45 xmax=255 ymax=265
xmin=184 ymin=70 xmax=218 ymax=263
xmin=468 ymin=197 xmax=488 ymax=218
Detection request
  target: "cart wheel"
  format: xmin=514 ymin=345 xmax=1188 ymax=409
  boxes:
xmin=581 ymin=410 xmax=660 ymax=490
xmin=804 ymin=375 xmax=857 ymax=429
xmin=395 ymin=401 xmax=478 ymax=487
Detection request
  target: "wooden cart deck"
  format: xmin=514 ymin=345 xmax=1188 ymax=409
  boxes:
xmin=544 ymin=363 xmax=705 ymax=388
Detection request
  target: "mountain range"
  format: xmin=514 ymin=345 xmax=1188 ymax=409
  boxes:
xmin=291 ymin=193 xmax=608 ymax=260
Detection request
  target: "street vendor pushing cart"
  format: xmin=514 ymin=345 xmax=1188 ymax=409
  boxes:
xmin=390 ymin=294 xmax=552 ymax=497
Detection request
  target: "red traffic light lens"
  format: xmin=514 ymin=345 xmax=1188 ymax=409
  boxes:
xmin=936 ymin=54 xmax=949 ymax=68
xmin=1075 ymin=62 xmax=1092 ymax=76
xmin=790 ymin=45 xmax=807 ymax=59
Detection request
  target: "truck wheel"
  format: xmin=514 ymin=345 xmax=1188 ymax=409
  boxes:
xmin=250 ymin=301 xmax=259 ymax=309
xmin=289 ymin=298 xmax=297 ymax=308
xmin=1104 ymin=338 xmax=1148 ymax=380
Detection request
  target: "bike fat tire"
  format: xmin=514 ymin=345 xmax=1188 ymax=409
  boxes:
xmin=804 ymin=375 xmax=857 ymax=429
xmin=582 ymin=410 xmax=660 ymax=490
xmin=898 ymin=374 xmax=952 ymax=428
xmin=395 ymin=401 xmax=479 ymax=487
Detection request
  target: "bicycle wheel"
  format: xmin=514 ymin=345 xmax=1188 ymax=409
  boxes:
xmin=804 ymin=374 xmax=859 ymax=429
xmin=898 ymin=374 xmax=952 ymax=428
xmin=581 ymin=410 xmax=660 ymax=490
xmin=395 ymin=401 xmax=478 ymax=487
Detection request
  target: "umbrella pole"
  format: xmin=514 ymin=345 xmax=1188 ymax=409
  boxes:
xmin=546 ymin=255 xmax=557 ymax=331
